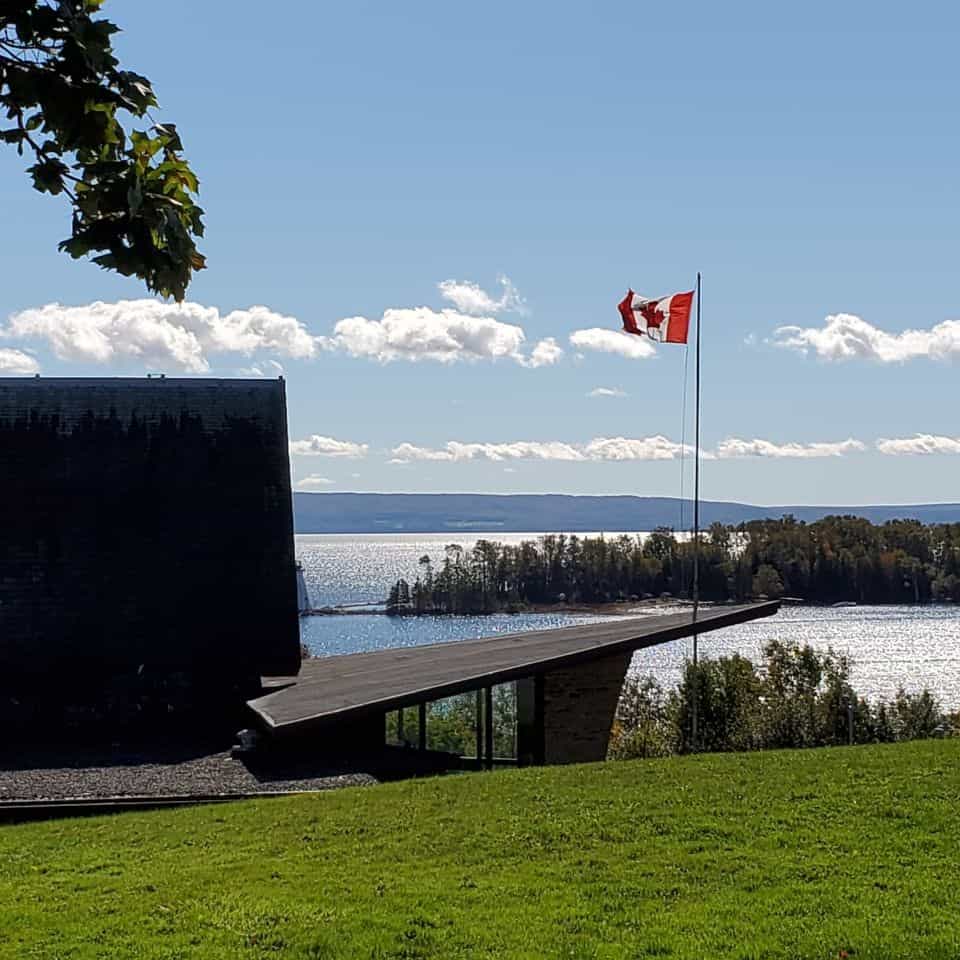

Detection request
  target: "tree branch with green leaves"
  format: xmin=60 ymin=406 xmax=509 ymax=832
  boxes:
xmin=1 ymin=0 xmax=204 ymax=300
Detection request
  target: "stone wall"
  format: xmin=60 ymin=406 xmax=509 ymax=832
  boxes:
xmin=540 ymin=652 xmax=632 ymax=764
xmin=0 ymin=377 xmax=300 ymax=692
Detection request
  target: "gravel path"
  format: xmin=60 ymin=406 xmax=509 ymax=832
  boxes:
xmin=0 ymin=742 xmax=377 ymax=801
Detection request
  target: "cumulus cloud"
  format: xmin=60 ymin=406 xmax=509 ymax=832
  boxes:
xmin=324 ymin=308 xmax=528 ymax=365
xmin=389 ymin=436 xmax=697 ymax=464
xmin=876 ymin=434 xmax=960 ymax=456
xmin=521 ymin=337 xmax=564 ymax=368
xmin=289 ymin=435 xmax=368 ymax=458
xmin=583 ymin=436 xmax=696 ymax=461
xmin=451 ymin=440 xmax=586 ymax=461
xmin=587 ymin=387 xmax=627 ymax=399
xmin=315 ymin=278 xmax=557 ymax=367
xmin=716 ymin=437 xmax=866 ymax=459
xmin=437 ymin=275 xmax=526 ymax=316
xmin=388 ymin=442 xmax=456 ymax=463
xmin=569 ymin=328 xmax=656 ymax=360
xmin=296 ymin=475 xmax=336 ymax=489
xmin=0 ymin=348 xmax=40 ymax=374
xmin=324 ymin=302 xmax=559 ymax=367
xmin=387 ymin=435 xmax=879 ymax=465
xmin=773 ymin=313 xmax=960 ymax=363
xmin=390 ymin=440 xmax=585 ymax=464
xmin=1 ymin=300 xmax=318 ymax=373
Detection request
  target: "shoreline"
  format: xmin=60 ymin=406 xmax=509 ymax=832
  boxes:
xmin=303 ymin=598 xmax=698 ymax=618
xmin=303 ymin=597 xmax=955 ymax=618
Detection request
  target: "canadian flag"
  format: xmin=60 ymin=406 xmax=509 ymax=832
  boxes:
xmin=617 ymin=289 xmax=693 ymax=344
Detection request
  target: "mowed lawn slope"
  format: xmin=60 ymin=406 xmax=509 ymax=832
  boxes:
xmin=1 ymin=741 xmax=958 ymax=959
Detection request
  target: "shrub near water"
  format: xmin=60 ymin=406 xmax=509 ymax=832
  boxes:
xmin=611 ymin=640 xmax=954 ymax=759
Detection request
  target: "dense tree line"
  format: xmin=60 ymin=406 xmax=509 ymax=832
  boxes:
xmin=386 ymin=516 xmax=960 ymax=614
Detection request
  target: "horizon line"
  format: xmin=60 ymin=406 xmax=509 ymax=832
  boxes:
xmin=291 ymin=491 xmax=960 ymax=510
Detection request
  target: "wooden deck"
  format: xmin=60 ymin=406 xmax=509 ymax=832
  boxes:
xmin=248 ymin=602 xmax=780 ymax=737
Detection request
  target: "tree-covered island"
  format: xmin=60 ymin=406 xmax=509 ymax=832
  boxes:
xmin=386 ymin=515 xmax=960 ymax=614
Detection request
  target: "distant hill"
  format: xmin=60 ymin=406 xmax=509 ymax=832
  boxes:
xmin=293 ymin=493 xmax=960 ymax=533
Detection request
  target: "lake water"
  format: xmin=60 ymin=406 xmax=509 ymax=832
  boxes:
xmin=295 ymin=534 xmax=960 ymax=708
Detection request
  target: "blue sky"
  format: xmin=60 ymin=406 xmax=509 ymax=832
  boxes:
xmin=1 ymin=1 xmax=957 ymax=505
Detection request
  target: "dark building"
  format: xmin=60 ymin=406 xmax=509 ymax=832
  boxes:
xmin=0 ymin=377 xmax=301 ymax=699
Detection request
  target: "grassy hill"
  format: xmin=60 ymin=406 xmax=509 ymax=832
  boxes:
xmin=2 ymin=741 xmax=959 ymax=959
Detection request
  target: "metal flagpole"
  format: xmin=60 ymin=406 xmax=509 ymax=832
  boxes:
xmin=691 ymin=272 xmax=701 ymax=751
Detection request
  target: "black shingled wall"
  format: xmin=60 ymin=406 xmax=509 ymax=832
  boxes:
xmin=0 ymin=378 xmax=301 ymax=692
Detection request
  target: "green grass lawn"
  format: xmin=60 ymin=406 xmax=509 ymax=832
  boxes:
xmin=2 ymin=740 xmax=958 ymax=960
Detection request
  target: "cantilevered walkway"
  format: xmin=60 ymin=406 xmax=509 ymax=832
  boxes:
xmin=247 ymin=601 xmax=780 ymax=766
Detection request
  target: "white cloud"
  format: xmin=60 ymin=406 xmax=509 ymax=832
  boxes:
xmin=289 ymin=435 xmax=368 ymax=458
xmin=583 ymin=436 xmax=696 ymax=461
xmin=716 ymin=437 xmax=866 ymax=459
xmin=389 ymin=436 xmax=697 ymax=464
xmin=773 ymin=313 xmax=960 ymax=363
xmin=437 ymin=275 xmax=526 ymax=316
xmin=569 ymin=328 xmax=656 ymax=360
xmin=296 ymin=475 xmax=336 ymax=489
xmin=315 ymin=277 xmax=555 ymax=368
xmin=522 ymin=337 xmax=564 ymax=368
xmin=390 ymin=440 xmax=586 ymax=463
xmin=450 ymin=440 xmax=586 ymax=462
xmin=0 ymin=348 xmax=40 ymax=374
xmin=324 ymin=308 xmax=530 ymax=365
xmin=1 ymin=300 xmax=319 ymax=373
xmin=388 ymin=442 xmax=455 ymax=464
xmin=876 ymin=434 xmax=960 ymax=456
xmin=324 ymin=306 xmax=557 ymax=368
xmin=587 ymin=386 xmax=627 ymax=399
xmin=387 ymin=435 xmax=887 ymax=464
